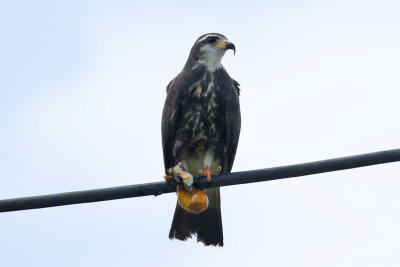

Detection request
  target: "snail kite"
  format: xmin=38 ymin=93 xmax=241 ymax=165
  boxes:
xmin=162 ymin=33 xmax=241 ymax=246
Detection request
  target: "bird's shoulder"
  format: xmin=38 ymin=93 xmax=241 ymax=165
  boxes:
xmin=215 ymin=67 xmax=240 ymax=97
xmin=166 ymin=65 xmax=205 ymax=94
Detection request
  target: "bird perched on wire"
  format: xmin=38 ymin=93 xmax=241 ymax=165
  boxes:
xmin=162 ymin=33 xmax=241 ymax=246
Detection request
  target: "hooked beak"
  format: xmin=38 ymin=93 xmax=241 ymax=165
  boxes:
xmin=214 ymin=40 xmax=236 ymax=55
xmin=225 ymin=42 xmax=236 ymax=55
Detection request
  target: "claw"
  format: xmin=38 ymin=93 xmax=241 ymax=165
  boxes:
xmin=196 ymin=166 xmax=218 ymax=182
xmin=205 ymin=166 xmax=211 ymax=182
xmin=164 ymin=168 xmax=174 ymax=181
xmin=213 ymin=166 xmax=222 ymax=175
xmin=164 ymin=175 xmax=173 ymax=181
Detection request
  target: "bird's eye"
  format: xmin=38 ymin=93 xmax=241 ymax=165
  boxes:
xmin=206 ymin=36 xmax=217 ymax=43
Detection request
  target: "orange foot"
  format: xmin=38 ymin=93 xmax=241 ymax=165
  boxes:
xmin=197 ymin=166 xmax=222 ymax=182
xmin=164 ymin=168 xmax=173 ymax=181
xmin=177 ymin=184 xmax=208 ymax=214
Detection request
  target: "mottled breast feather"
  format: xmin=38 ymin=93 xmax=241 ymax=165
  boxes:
xmin=162 ymin=64 xmax=240 ymax=174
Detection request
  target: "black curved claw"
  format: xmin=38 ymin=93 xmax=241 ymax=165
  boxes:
xmin=216 ymin=166 xmax=222 ymax=175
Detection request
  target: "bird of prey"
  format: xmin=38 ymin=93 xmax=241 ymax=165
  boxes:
xmin=162 ymin=33 xmax=241 ymax=246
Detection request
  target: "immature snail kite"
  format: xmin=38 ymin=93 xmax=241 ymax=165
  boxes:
xmin=162 ymin=33 xmax=241 ymax=246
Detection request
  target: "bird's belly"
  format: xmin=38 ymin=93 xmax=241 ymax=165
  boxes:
xmin=173 ymin=80 xmax=226 ymax=174
xmin=174 ymin=102 xmax=224 ymax=174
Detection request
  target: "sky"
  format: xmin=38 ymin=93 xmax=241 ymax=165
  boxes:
xmin=1 ymin=0 xmax=400 ymax=266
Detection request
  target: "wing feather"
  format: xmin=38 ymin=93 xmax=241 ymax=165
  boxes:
xmin=161 ymin=79 xmax=179 ymax=172
xmin=223 ymin=79 xmax=241 ymax=173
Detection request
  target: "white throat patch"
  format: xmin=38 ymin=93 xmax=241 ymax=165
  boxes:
xmin=198 ymin=45 xmax=227 ymax=72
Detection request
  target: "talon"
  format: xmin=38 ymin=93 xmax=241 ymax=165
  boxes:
xmin=164 ymin=175 xmax=173 ymax=181
xmin=213 ymin=166 xmax=222 ymax=175
xmin=205 ymin=166 xmax=211 ymax=182
xmin=164 ymin=168 xmax=174 ymax=181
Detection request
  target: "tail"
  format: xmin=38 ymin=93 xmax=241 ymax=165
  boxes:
xmin=169 ymin=187 xmax=223 ymax=246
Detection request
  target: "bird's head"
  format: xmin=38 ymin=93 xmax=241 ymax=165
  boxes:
xmin=187 ymin=33 xmax=236 ymax=71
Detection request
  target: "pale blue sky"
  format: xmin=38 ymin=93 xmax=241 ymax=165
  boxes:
xmin=1 ymin=1 xmax=400 ymax=266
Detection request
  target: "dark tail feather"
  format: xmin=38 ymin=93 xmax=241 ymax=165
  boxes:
xmin=169 ymin=202 xmax=197 ymax=241
xmin=196 ymin=188 xmax=223 ymax=246
xmin=169 ymin=187 xmax=223 ymax=246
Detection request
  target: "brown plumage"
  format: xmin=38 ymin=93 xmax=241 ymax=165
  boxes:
xmin=162 ymin=33 xmax=241 ymax=246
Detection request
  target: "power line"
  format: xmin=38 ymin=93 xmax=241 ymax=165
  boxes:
xmin=1 ymin=148 xmax=399 ymax=213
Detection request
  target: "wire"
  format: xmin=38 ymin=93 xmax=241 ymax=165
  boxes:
xmin=1 ymin=148 xmax=399 ymax=213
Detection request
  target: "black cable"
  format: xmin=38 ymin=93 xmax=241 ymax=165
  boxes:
xmin=1 ymin=148 xmax=399 ymax=213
